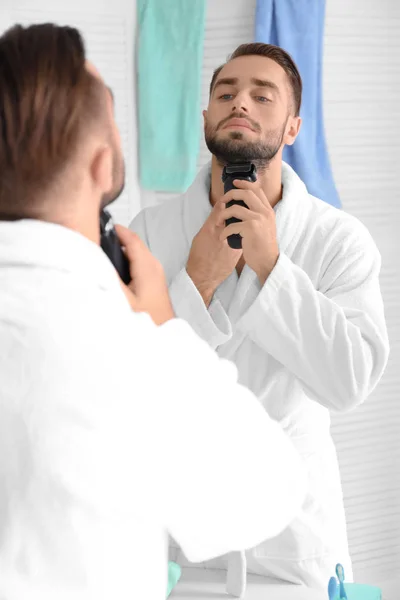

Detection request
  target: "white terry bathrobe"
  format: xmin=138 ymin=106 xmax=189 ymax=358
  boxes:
xmin=129 ymin=161 xmax=389 ymax=588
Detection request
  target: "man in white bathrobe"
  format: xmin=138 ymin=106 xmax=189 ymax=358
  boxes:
xmin=0 ymin=27 xmax=307 ymax=600
xmin=129 ymin=43 xmax=390 ymax=587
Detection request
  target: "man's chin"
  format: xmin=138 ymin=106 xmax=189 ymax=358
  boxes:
xmin=218 ymin=129 xmax=255 ymax=140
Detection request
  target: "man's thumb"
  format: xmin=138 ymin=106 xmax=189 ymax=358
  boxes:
xmin=114 ymin=224 xmax=144 ymax=260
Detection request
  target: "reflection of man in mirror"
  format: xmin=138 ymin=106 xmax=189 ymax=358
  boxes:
xmin=130 ymin=43 xmax=389 ymax=588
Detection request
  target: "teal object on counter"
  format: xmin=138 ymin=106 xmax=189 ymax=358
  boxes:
xmin=334 ymin=583 xmax=382 ymax=599
xmin=328 ymin=576 xmax=338 ymax=600
xmin=166 ymin=561 xmax=181 ymax=597
xmin=336 ymin=563 xmax=348 ymax=599
xmin=328 ymin=563 xmax=382 ymax=599
xmin=137 ymin=0 xmax=206 ymax=192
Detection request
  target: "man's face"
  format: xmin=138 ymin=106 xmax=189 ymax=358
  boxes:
xmin=100 ymin=86 xmax=125 ymax=209
xmin=204 ymin=55 xmax=299 ymax=167
xmin=85 ymin=61 xmax=125 ymax=209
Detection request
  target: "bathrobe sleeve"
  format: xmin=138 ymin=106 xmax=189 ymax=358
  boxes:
xmin=168 ymin=268 xmax=232 ymax=349
xmin=129 ymin=210 xmax=233 ymax=349
xmin=237 ymin=225 xmax=390 ymax=412
xmin=151 ymin=316 xmax=307 ymax=564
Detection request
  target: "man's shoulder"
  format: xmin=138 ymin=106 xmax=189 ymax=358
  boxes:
xmin=131 ymin=193 xmax=185 ymax=232
xmin=129 ymin=192 xmax=189 ymax=266
xmin=0 ymin=286 xmax=150 ymax=405
xmin=0 ymin=280 xmax=130 ymax=355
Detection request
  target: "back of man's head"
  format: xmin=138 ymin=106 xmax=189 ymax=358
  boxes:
xmin=0 ymin=23 xmax=110 ymax=220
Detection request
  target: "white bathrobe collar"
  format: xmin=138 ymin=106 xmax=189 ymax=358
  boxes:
xmin=182 ymin=160 xmax=310 ymax=257
xmin=181 ymin=161 xmax=311 ymax=323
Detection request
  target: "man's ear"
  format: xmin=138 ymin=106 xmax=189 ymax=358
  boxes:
xmin=202 ymin=109 xmax=208 ymax=127
xmin=90 ymin=145 xmax=113 ymax=193
xmin=283 ymin=116 xmax=302 ymax=147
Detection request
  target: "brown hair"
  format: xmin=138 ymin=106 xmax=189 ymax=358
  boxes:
xmin=0 ymin=23 xmax=106 ymax=217
xmin=209 ymin=43 xmax=302 ymax=116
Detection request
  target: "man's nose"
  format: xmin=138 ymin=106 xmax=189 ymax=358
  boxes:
xmin=232 ymin=92 xmax=249 ymax=113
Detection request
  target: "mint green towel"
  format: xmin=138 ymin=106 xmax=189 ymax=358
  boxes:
xmin=166 ymin=561 xmax=181 ymax=597
xmin=137 ymin=0 xmax=206 ymax=192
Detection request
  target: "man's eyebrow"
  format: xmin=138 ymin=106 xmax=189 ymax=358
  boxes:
xmin=213 ymin=77 xmax=239 ymax=91
xmin=213 ymin=76 xmax=280 ymax=94
xmin=251 ymin=78 xmax=280 ymax=94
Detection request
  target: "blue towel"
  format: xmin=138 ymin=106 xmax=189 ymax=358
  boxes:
xmin=137 ymin=0 xmax=206 ymax=192
xmin=255 ymin=0 xmax=341 ymax=208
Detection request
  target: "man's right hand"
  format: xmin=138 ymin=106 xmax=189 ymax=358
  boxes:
xmin=186 ymin=197 xmax=243 ymax=306
xmin=115 ymin=225 xmax=175 ymax=326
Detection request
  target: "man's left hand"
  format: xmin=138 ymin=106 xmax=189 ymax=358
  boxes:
xmin=217 ymin=179 xmax=280 ymax=285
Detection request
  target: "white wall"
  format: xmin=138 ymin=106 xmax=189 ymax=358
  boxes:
xmin=324 ymin=0 xmax=400 ymax=588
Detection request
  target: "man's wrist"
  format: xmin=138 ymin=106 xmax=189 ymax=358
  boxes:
xmin=186 ymin=268 xmax=215 ymax=308
xmin=256 ymin=253 xmax=280 ymax=287
xmin=193 ymin=280 xmax=215 ymax=308
xmin=198 ymin=287 xmax=214 ymax=308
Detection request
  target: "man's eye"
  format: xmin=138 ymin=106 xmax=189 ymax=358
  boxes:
xmin=256 ymin=96 xmax=271 ymax=103
xmin=219 ymin=94 xmax=233 ymax=100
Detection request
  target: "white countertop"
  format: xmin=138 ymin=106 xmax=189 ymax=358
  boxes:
xmin=171 ymin=567 xmax=324 ymax=599
xmin=172 ymin=569 xmax=396 ymax=600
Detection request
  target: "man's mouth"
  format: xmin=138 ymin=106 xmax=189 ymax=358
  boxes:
xmin=222 ymin=118 xmax=255 ymax=131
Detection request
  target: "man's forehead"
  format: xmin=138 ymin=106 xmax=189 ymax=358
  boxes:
xmin=85 ymin=60 xmax=114 ymax=105
xmin=85 ymin=60 xmax=103 ymax=82
xmin=218 ymin=55 xmax=286 ymax=85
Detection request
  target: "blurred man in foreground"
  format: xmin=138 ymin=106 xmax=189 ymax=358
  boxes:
xmin=0 ymin=24 xmax=306 ymax=600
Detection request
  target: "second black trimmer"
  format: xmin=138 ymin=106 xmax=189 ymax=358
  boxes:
xmin=221 ymin=162 xmax=257 ymax=249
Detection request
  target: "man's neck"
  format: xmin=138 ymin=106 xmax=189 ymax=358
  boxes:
xmin=32 ymin=203 xmax=101 ymax=245
xmin=209 ymin=155 xmax=283 ymax=208
xmin=63 ymin=215 xmax=100 ymax=245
